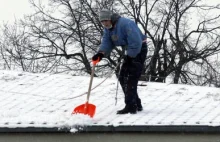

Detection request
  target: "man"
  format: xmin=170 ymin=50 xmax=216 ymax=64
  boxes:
xmin=92 ymin=9 xmax=147 ymax=114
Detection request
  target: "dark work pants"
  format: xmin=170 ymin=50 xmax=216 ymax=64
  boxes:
xmin=118 ymin=43 xmax=147 ymax=106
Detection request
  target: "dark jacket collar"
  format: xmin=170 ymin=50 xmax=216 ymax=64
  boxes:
xmin=109 ymin=13 xmax=121 ymax=31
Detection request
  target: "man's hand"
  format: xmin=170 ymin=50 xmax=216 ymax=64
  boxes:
xmin=92 ymin=52 xmax=104 ymax=63
xmin=124 ymin=55 xmax=134 ymax=65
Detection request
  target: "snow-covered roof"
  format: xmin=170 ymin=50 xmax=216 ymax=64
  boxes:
xmin=1 ymin=70 xmax=220 ymax=133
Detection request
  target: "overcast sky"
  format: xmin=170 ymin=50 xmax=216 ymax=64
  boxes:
xmin=0 ymin=0 xmax=32 ymax=23
xmin=0 ymin=0 xmax=219 ymax=24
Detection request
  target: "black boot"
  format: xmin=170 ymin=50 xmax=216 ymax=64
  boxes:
xmin=117 ymin=104 xmax=137 ymax=114
xmin=136 ymin=98 xmax=143 ymax=111
xmin=137 ymin=103 xmax=143 ymax=111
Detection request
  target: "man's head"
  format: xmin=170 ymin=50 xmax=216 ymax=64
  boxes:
xmin=99 ymin=9 xmax=112 ymax=21
xmin=99 ymin=9 xmax=113 ymax=29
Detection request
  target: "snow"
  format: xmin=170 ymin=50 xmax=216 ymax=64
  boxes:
xmin=1 ymin=70 xmax=220 ymax=132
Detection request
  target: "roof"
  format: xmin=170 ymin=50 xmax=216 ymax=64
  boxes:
xmin=1 ymin=70 xmax=220 ymax=133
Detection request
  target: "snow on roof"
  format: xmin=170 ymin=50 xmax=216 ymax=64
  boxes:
xmin=1 ymin=70 xmax=220 ymax=133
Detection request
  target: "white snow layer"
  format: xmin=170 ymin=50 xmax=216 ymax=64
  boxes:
xmin=0 ymin=70 xmax=220 ymax=132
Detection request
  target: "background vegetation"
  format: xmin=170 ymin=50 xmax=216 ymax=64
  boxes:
xmin=0 ymin=0 xmax=220 ymax=86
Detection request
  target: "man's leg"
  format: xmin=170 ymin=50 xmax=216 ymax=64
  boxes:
xmin=117 ymin=45 xmax=147 ymax=114
xmin=134 ymin=47 xmax=147 ymax=111
xmin=117 ymin=62 xmax=137 ymax=114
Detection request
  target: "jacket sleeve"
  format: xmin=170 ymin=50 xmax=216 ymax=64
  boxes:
xmin=124 ymin=21 xmax=142 ymax=57
xmin=98 ymin=29 xmax=114 ymax=56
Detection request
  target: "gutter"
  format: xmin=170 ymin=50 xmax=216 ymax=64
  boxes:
xmin=1 ymin=125 xmax=220 ymax=133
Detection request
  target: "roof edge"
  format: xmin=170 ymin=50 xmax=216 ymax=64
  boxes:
xmin=1 ymin=125 xmax=220 ymax=133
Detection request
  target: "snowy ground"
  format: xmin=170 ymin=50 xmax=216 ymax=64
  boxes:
xmin=0 ymin=70 xmax=220 ymax=132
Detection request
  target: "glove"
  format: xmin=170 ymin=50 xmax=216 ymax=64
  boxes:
xmin=92 ymin=52 xmax=104 ymax=63
xmin=124 ymin=55 xmax=134 ymax=65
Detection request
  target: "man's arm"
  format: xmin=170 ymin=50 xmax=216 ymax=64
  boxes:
xmin=125 ymin=21 xmax=142 ymax=58
xmin=98 ymin=29 xmax=114 ymax=56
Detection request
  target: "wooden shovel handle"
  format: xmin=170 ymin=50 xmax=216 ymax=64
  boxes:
xmin=86 ymin=63 xmax=96 ymax=102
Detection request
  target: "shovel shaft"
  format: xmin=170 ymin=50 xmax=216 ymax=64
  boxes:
xmin=72 ymin=62 xmax=97 ymax=118
xmin=86 ymin=64 xmax=95 ymax=102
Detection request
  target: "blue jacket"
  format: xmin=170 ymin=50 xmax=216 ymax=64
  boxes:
xmin=98 ymin=17 xmax=146 ymax=57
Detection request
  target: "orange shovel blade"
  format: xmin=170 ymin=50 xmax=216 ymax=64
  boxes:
xmin=72 ymin=102 xmax=96 ymax=118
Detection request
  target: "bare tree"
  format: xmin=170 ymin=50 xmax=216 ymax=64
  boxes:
xmin=167 ymin=0 xmax=220 ymax=84
xmin=15 ymin=0 xmax=125 ymax=76
xmin=117 ymin=0 xmax=220 ymax=84
xmin=0 ymin=22 xmax=60 ymax=72
xmin=1 ymin=0 xmax=220 ymax=86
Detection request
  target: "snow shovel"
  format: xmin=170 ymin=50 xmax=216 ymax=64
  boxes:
xmin=72 ymin=61 xmax=98 ymax=118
